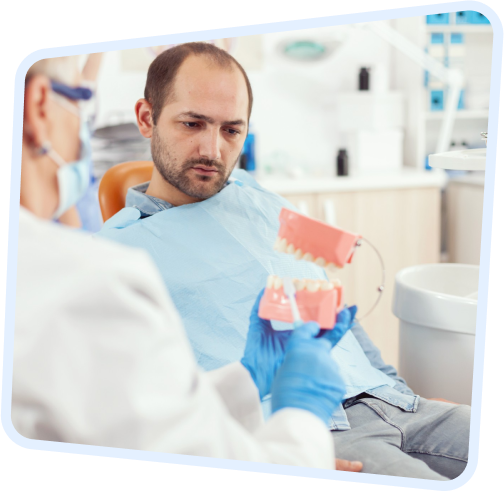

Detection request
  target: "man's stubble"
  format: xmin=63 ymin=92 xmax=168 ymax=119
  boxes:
xmin=151 ymin=126 xmax=237 ymax=200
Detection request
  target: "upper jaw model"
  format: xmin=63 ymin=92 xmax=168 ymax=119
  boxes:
xmin=259 ymin=208 xmax=361 ymax=330
xmin=273 ymin=208 xmax=362 ymax=269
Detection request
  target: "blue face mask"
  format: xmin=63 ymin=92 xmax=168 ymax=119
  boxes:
xmin=40 ymin=120 xmax=92 ymax=220
xmin=39 ymin=81 xmax=94 ymax=220
xmin=53 ymin=122 xmax=92 ymax=219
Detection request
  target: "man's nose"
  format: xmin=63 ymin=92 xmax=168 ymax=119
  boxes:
xmin=198 ymin=127 xmax=222 ymax=161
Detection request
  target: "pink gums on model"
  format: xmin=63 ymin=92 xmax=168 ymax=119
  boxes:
xmin=259 ymin=284 xmax=344 ymax=329
xmin=277 ymin=208 xmax=362 ymax=268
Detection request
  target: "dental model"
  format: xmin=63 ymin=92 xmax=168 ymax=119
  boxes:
xmin=273 ymin=208 xmax=362 ymax=269
xmin=259 ymin=275 xmax=344 ymax=329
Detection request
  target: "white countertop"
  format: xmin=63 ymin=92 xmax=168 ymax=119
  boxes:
xmin=257 ymin=168 xmax=448 ymax=195
xmin=429 ymin=148 xmax=486 ymax=172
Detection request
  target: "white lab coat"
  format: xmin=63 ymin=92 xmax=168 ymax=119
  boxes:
xmin=12 ymin=208 xmax=334 ymax=468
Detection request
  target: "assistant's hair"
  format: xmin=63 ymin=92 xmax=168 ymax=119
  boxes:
xmin=26 ymin=56 xmax=79 ymax=84
xmin=144 ymin=42 xmax=253 ymax=125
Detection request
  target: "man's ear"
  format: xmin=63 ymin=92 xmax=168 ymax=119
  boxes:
xmin=135 ymin=99 xmax=155 ymax=138
xmin=24 ymin=74 xmax=52 ymax=148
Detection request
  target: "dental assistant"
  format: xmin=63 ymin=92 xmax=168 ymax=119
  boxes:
xmin=12 ymin=55 xmax=354 ymax=467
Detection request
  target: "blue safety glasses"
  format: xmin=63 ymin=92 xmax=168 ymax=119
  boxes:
xmin=50 ymin=80 xmax=93 ymax=101
xmin=50 ymin=80 xmax=97 ymax=132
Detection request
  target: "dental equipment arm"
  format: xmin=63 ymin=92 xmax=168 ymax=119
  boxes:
xmin=363 ymin=21 xmax=464 ymax=154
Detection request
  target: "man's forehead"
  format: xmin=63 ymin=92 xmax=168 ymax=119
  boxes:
xmin=170 ymin=55 xmax=248 ymax=105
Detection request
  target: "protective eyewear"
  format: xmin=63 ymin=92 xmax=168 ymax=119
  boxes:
xmin=50 ymin=80 xmax=97 ymax=131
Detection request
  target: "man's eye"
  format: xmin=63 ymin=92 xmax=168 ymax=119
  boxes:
xmin=225 ymin=128 xmax=240 ymax=135
xmin=183 ymin=122 xmax=199 ymax=128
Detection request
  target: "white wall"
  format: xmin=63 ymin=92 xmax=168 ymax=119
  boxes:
xmin=94 ymin=50 xmax=148 ymax=129
xmin=247 ymin=26 xmax=393 ymax=177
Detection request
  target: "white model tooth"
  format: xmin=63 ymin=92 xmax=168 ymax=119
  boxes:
xmin=326 ymin=262 xmax=336 ymax=270
xmin=293 ymin=279 xmax=306 ymax=291
xmin=278 ymin=238 xmax=288 ymax=253
xmin=286 ymin=243 xmax=296 ymax=254
xmin=294 ymin=248 xmax=303 ymax=260
xmin=273 ymin=237 xmax=281 ymax=251
xmin=266 ymin=275 xmax=275 ymax=288
xmin=320 ymin=280 xmax=334 ymax=290
xmin=274 ymin=277 xmax=283 ymax=290
xmin=331 ymin=279 xmax=342 ymax=287
xmin=302 ymin=252 xmax=314 ymax=262
xmin=315 ymin=257 xmax=326 ymax=267
xmin=307 ymin=280 xmax=319 ymax=292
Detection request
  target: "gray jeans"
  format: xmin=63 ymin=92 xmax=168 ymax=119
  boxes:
xmin=332 ymin=396 xmax=470 ymax=480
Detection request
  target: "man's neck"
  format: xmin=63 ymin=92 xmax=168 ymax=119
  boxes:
xmin=145 ymin=167 xmax=202 ymax=207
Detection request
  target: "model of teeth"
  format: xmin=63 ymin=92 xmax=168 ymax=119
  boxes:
xmin=266 ymin=275 xmax=340 ymax=292
xmin=259 ymin=273 xmax=344 ymax=329
xmin=274 ymin=236 xmax=343 ymax=269
xmin=273 ymin=208 xmax=362 ymax=269
xmin=273 ymin=237 xmax=288 ymax=253
xmin=293 ymin=248 xmax=303 ymax=260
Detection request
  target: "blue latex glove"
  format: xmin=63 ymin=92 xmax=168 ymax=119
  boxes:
xmin=317 ymin=305 xmax=358 ymax=347
xmin=241 ymin=289 xmax=356 ymax=399
xmin=271 ymin=321 xmax=346 ymax=424
xmin=241 ymin=289 xmax=291 ymax=399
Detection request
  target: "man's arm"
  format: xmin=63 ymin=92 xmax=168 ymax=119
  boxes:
xmin=350 ymin=320 xmax=415 ymax=396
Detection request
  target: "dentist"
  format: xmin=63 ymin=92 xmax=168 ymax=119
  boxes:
xmin=11 ymin=54 xmax=357 ymax=468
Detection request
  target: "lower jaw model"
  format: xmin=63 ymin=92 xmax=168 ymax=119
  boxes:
xmin=259 ymin=275 xmax=343 ymax=329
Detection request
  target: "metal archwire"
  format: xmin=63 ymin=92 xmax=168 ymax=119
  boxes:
xmin=354 ymin=237 xmax=386 ymax=322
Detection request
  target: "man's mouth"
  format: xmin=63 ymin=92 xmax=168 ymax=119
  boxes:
xmin=191 ymin=165 xmax=220 ymax=176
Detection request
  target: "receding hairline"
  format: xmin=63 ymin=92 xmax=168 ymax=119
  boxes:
xmin=144 ymin=43 xmax=254 ymax=125
xmin=163 ymin=53 xmax=248 ymax=107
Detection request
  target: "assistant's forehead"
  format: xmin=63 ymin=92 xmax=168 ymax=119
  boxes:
xmin=169 ymin=55 xmax=248 ymax=112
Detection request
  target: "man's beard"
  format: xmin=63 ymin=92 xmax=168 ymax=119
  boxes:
xmin=151 ymin=127 xmax=236 ymax=200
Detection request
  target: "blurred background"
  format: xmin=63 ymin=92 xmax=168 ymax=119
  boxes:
xmin=77 ymin=11 xmax=492 ymax=368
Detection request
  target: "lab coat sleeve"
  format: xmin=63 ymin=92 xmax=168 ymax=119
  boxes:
xmin=204 ymin=362 xmax=265 ymax=433
xmin=13 ymin=242 xmax=334 ymax=468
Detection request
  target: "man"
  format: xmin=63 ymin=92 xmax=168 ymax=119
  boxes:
xmin=11 ymin=54 xmax=356 ymax=468
xmin=98 ymin=42 xmax=470 ymax=480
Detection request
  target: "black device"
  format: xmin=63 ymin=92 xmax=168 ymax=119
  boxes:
xmin=239 ymin=154 xmax=247 ymax=170
xmin=337 ymin=149 xmax=349 ymax=176
xmin=359 ymin=67 xmax=370 ymax=91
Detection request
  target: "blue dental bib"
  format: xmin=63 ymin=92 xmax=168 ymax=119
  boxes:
xmin=98 ymin=171 xmax=395 ymax=426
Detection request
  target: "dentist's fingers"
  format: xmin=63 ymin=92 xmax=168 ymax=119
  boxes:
xmin=347 ymin=305 xmax=358 ymax=325
xmin=290 ymin=321 xmax=321 ymax=340
xmin=250 ymin=287 xmax=266 ymax=315
xmin=319 ymin=306 xmax=358 ymax=347
xmin=335 ymin=458 xmax=363 ymax=472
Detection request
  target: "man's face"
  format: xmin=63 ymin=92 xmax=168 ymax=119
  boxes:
xmin=150 ymin=55 xmax=249 ymax=200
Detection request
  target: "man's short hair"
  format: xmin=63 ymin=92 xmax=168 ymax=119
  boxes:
xmin=144 ymin=42 xmax=253 ymax=125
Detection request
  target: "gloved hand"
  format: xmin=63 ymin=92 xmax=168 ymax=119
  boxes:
xmin=241 ymin=288 xmax=356 ymax=400
xmin=241 ymin=289 xmax=291 ymax=399
xmin=271 ymin=321 xmax=346 ymax=424
xmin=318 ymin=305 xmax=358 ymax=347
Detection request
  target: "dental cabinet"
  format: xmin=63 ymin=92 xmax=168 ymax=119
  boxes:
xmin=445 ymin=173 xmax=484 ymax=265
xmin=258 ymin=169 xmax=446 ymax=367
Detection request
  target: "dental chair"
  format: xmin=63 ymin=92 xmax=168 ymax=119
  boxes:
xmin=98 ymin=161 xmax=154 ymax=221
